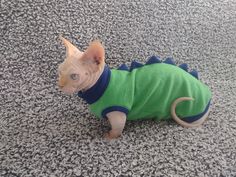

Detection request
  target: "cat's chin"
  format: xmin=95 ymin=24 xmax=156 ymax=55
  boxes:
xmin=61 ymin=88 xmax=78 ymax=95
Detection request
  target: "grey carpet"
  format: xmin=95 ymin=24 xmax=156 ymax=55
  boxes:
xmin=1 ymin=0 xmax=236 ymax=176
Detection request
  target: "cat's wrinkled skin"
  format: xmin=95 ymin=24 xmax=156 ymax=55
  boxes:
xmin=58 ymin=36 xmax=125 ymax=139
xmin=58 ymin=36 xmax=210 ymax=140
xmin=58 ymin=36 xmax=105 ymax=94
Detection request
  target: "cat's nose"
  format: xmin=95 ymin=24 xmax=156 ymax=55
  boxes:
xmin=58 ymin=82 xmax=64 ymax=89
xmin=58 ymin=78 xmax=66 ymax=89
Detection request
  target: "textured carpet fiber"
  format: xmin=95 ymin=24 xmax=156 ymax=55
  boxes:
xmin=1 ymin=0 xmax=236 ymax=176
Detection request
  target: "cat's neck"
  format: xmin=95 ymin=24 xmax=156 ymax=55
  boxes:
xmin=82 ymin=64 xmax=105 ymax=91
xmin=78 ymin=64 xmax=111 ymax=104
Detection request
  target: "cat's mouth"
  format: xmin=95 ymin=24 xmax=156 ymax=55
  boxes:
xmin=59 ymin=78 xmax=89 ymax=94
xmin=75 ymin=85 xmax=86 ymax=94
xmin=58 ymin=84 xmax=76 ymax=95
xmin=75 ymin=79 xmax=89 ymax=93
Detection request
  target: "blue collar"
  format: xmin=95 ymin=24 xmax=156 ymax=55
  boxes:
xmin=78 ymin=65 xmax=111 ymax=104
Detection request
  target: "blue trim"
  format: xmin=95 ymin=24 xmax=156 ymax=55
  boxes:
xmin=130 ymin=61 xmax=144 ymax=71
xmin=189 ymin=69 xmax=199 ymax=79
xmin=116 ymin=57 xmax=198 ymax=78
xmin=117 ymin=64 xmax=129 ymax=71
xmin=102 ymin=106 xmax=129 ymax=118
xmin=183 ymin=101 xmax=211 ymax=123
xmin=163 ymin=58 xmax=175 ymax=65
xmin=78 ymin=65 xmax=111 ymax=104
xmin=179 ymin=63 xmax=188 ymax=71
xmin=146 ymin=56 xmax=161 ymax=65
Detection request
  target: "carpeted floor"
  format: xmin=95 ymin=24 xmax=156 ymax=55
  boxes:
xmin=1 ymin=0 xmax=236 ymax=176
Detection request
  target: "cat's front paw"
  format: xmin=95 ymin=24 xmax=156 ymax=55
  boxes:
xmin=104 ymin=131 xmax=121 ymax=140
xmin=104 ymin=132 xmax=112 ymax=140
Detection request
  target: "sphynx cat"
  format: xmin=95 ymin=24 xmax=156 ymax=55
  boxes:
xmin=58 ymin=36 xmax=211 ymax=139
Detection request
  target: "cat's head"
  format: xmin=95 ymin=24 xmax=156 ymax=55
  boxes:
xmin=58 ymin=36 xmax=105 ymax=94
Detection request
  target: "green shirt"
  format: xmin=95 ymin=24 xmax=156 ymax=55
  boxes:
xmin=79 ymin=57 xmax=212 ymax=121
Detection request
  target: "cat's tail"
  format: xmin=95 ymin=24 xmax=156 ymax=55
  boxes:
xmin=171 ymin=97 xmax=210 ymax=128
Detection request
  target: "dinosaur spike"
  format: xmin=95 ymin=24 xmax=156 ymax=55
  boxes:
xmin=163 ymin=58 xmax=175 ymax=65
xmin=179 ymin=63 xmax=188 ymax=71
xmin=189 ymin=69 xmax=199 ymax=79
xmin=130 ymin=60 xmax=144 ymax=71
xmin=146 ymin=56 xmax=161 ymax=65
xmin=117 ymin=64 xmax=129 ymax=71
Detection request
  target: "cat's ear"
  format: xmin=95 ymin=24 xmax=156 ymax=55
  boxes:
xmin=81 ymin=40 xmax=105 ymax=71
xmin=59 ymin=35 xmax=83 ymax=58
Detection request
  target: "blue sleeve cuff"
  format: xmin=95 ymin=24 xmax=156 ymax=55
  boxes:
xmin=101 ymin=106 xmax=129 ymax=119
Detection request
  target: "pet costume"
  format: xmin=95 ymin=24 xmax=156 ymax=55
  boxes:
xmin=78 ymin=56 xmax=211 ymax=123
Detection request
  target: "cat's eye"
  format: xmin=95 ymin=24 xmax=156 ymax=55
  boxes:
xmin=70 ymin=73 xmax=79 ymax=80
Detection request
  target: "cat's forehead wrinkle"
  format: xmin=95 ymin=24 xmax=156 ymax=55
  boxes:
xmin=59 ymin=60 xmax=81 ymax=75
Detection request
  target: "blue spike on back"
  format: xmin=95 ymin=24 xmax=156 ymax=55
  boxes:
xmin=163 ymin=58 xmax=175 ymax=65
xmin=189 ymin=69 xmax=199 ymax=79
xmin=117 ymin=57 xmax=199 ymax=80
xmin=130 ymin=60 xmax=144 ymax=71
xmin=117 ymin=64 xmax=129 ymax=71
xmin=179 ymin=63 xmax=188 ymax=71
xmin=146 ymin=56 xmax=161 ymax=65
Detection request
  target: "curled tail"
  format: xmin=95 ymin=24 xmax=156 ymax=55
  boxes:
xmin=171 ymin=97 xmax=210 ymax=128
